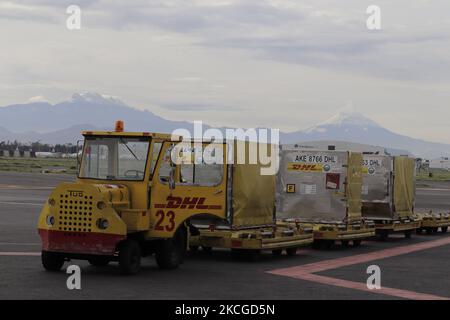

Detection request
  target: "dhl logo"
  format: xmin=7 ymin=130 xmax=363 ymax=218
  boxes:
xmin=154 ymin=196 xmax=222 ymax=210
xmin=287 ymin=163 xmax=323 ymax=172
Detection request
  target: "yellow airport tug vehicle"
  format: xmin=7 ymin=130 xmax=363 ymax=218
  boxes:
xmin=188 ymin=141 xmax=313 ymax=258
xmin=361 ymin=154 xmax=420 ymax=240
xmin=276 ymin=146 xmax=375 ymax=249
xmin=38 ymin=122 xmax=310 ymax=274
xmin=416 ymin=211 xmax=449 ymax=235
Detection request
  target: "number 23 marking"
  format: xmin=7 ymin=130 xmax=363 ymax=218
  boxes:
xmin=154 ymin=210 xmax=175 ymax=231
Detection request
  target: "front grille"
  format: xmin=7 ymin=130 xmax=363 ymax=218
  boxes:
xmin=55 ymin=193 xmax=95 ymax=232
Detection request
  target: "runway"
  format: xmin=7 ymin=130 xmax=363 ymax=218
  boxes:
xmin=0 ymin=171 xmax=449 ymax=300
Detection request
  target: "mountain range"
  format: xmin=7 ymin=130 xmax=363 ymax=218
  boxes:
xmin=0 ymin=92 xmax=449 ymax=159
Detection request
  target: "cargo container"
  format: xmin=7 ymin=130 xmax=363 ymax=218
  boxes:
xmin=361 ymin=155 xmax=420 ymax=240
xmin=277 ymin=148 xmax=375 ymax=249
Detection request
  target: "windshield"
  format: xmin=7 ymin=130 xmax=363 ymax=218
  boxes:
xmin=79 ymin=137 xmax=150 ymax=181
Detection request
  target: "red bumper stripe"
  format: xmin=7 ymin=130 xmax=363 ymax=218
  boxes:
xmin=38 ymin=229 xmax=125 ymax=255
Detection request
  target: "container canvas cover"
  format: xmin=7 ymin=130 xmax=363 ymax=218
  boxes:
xmin=361 ymin=155 xmax=393 ymax=219
xmin=231 ymin=141 xmax=276 ymax=227
xmin=393 ymin=156 xmax=416 ymax=218
xmin=277 ymin=150 xmax=363 ymax=223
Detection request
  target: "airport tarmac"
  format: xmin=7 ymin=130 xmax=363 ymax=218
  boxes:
xmin=0 ymin=171 xmax=449 ymax=300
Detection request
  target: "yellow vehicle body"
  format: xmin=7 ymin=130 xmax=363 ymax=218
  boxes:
xmin=416 ymin=212 xmax=450 ymax=234
xmin=189 ymin=226 xmax=313 ymax=251
xmin=37 ymin=128 xmax=301 ymax=272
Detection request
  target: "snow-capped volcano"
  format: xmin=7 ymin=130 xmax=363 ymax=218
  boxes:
xmin=281 ymin=111 xmax=450 ymax=159
xmin=305 ymin=111 xmax=380 ymax=133
xmin=69 ymin=92 xmax=126 ymax=106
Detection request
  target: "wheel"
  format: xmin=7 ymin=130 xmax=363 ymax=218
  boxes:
xmin=189 ymin=245 xmax=199 ymax=252
xmin=118 ymin=240 xmax=141 ymax=275
xmin=201 ymin=246 xmax=212 ymax=253
xmin=272 ymin=249 xmax=282 ymax=256
xmin=426 ymin=228 xmax=433 ymax=235
xmin=404 ymin=230 xmax=412 ymax=239
xmin=377 ymin=230 xmax=389 ymax=241
xmin=312 ymin=240 xmax=322 ymax=249
xmin=341 ymin=240 xmax=350 ymax=248
xmin=88 ymin=256 xmax=110 ymax=267
xmin=41 ymin=251 xmax=65 ymax=271
xmin=323 ymin=240 xmax=334 ymax=250
xmin=442 ymin=227 xmax=448 ymax=233
xmin=155 ymin=228 xmax=186 ymax=270
xmin=432 ymin=227 xmax=439 ymax=233
xmin=285 ymin=247 xmax=298 ymax=256
xmin=352 ymin=239 xmax=362 ymax=247
xmin=416 ymin=228 xmax=423 ymax=234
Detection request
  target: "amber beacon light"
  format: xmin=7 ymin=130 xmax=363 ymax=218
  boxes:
xmin=115 ymin=120 xmax=124 ymax=132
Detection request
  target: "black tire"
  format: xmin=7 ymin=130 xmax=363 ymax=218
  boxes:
xmin=323 ymin=240 xmax=334 ymax=250
xmin=189 ymin=245 xmax=199 ymax=252
xmin=377 ymin=230 xmax=389 ymax=241
xmin=41 ymin=251 xmax=65 ymax=271
xmin=432 ymin=227 xmax=439 ymax=233
xmin=88 ymin=256 xmax=111 ymax=267
xmin=442 ymin=227 xmax=448 ymax=233
xmin=201 ymin=246 xmax=212 ymax=253
xmin=118 ymin=240 xmax=141 ymax=275
xmin=426 ymin=228 xmax=433 ymax=235
xmin=352 ymin=239 xmax=362 ymax=247
xmin=245 ymin=249 xmax=261 ymax=262
xmin=286 ymin=247 xmax=298 ymax=256
xmin=416 ymin=228 xmax=423 ymax=234
xmin=312 ymin=240 xmax=322 ymax=249
xmin=272 ymin=249 xmax=282 ymax=256
xmin=155 ymin=228 xmax=186 ymax=270
xmin=341 ymin=240 xmax=350 ymax=248
xmin=404 ymin=230 xmax=412 ymax=239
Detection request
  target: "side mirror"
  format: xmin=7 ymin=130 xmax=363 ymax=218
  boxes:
xmin=76 ymin=139 xmax=84 ymax=174
xmin=169 ymin=165 xmax=176 ymax=190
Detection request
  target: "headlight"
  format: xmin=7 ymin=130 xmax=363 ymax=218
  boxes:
xmin=97 ymin=201 xmax=106 ymax=210
xmin=46 ymin=215 xmax=55 ymax=226
xmin=96 ymin=218 xmax=109 ymax=230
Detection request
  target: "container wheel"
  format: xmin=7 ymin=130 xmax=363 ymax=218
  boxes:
xmin=285 ymin=247 xmax=298 ymax=256
xmin=341 ymin=240 xmax=350 ymax=248
xmin=352 ymin=239 xmax=362 ymax=247
xmin=442 ymin=227 xmax=448 ymax=233
xmin=155 ymin=227 xmax=186 ymax=270
xmin=41 ymin=251 xmax=65 ymax=271
xmin=201 ymin=246 xmax=212 ymax=253
xmin=272 ymin=249 xmax=282 ymax=256
xmin=118 ymin=240 xmax=141 ymax=275
xmin=323 ymin=240 xmax=334 ymax=250
xmin=377 ymin=230 xmax=389 ymax=241
xmin=404 ymin=230 xmax=412 ymax=239
xmin=189 ymin=245 xmax=199 ymax=252
xmin=88 ymin=256 xmax=111 ymax=267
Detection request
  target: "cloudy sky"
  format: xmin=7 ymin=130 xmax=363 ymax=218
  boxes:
xmin=1 ymin=0 xmax=450 ymax=143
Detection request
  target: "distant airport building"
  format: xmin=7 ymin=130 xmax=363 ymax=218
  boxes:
xmin=283 ymin=140 xmax=411 ymax=156
xmin=429 ymin=157 xmax=450 ymax=170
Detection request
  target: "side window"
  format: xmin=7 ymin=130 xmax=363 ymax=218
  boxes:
xmin=177 ymin=143 xmax=224 ymax=187
xmin=158 ymin=143 xmax=173 ymax=183
xmin=150 ymin=142 xmax=162 ymax=177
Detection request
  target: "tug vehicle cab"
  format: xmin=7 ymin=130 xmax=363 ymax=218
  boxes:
xmin=38 ymin=122 xmax=232 ymax=274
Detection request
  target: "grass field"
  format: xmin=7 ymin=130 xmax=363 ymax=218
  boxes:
xmin=0 ymin=157 xmax=77 ymax=174
xmin=417 ymin=169 xmax=450 ymax=181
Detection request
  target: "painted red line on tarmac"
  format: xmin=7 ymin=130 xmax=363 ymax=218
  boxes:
xmin=0 ymin=252 xmax=41 ymax=256
xmin=290 ymin=273 xmax=449 ymax=300
xmin=268 ymin=237 xmax=450 ymax=300
xmin=272 ymin=237 xmax=450 ymax=275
